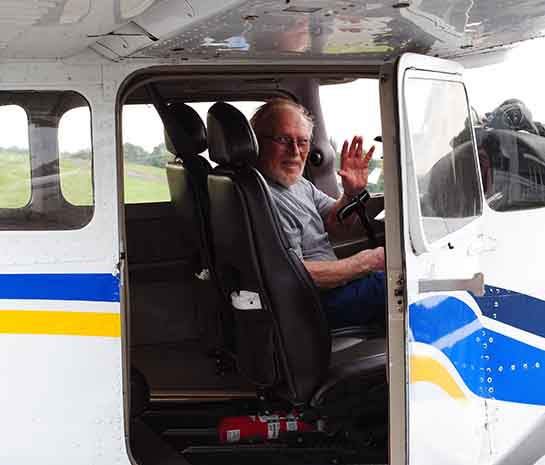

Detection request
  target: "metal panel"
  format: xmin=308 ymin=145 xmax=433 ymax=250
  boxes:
xmin=0 ymin=61 xmax=135 ymax=465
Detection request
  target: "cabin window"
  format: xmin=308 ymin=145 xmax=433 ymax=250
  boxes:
xmin=122 ymin=101 xmax=262 ymax=204
xmin=59 ymin=107 xmax=93 ymax=206
xmin=0 ymin=105 xmax=31 ymax=209
xmin=405 ymin=76 xmax=482 ymax=244
xmin=320 ymin=79 xmax=383 ymax=194
xmin=0 ymin=91 xmax=94 ymax=230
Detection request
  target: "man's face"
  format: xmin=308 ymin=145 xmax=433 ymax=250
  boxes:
xmin=256 ymin=107 xmax=312 ymax=187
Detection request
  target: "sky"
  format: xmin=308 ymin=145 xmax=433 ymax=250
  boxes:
xmin=0 ymin=36 xmax=544 ymax=153
xmin=464 ymin=37 xmax=545 ymax=122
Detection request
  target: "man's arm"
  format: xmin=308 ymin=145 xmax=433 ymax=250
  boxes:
xmin=304 ymin=247 xmax=385 ymax=289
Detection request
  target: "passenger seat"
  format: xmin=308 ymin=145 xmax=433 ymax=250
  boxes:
xmin=165 ymin=103 xmax=233 ymax=358
xmin=206 ymin=101 xmax=386 ymax=409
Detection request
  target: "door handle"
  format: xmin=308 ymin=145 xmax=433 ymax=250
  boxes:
xmin=418 ymin=272 xmax=485 ymax=296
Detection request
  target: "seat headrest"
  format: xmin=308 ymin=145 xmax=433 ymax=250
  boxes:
xmin=164 ymin=103 xmax=207 ymax=156
xmin=207 ymin=102 xmax=259 ymax=166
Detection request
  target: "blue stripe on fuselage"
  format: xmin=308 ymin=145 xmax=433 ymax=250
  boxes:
xmin=0 ymin=274 xmax=120 ymax=302
xmin=475 ymin=285 xmax=545 ymax=339
xmin=410 ymin=292 xmax=545 ymax=405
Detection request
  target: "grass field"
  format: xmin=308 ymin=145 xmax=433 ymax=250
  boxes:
xmin=1 ymin=150 xmax=170 ymax=207
xmin=2 ymin=150 xmax=384 ymax=208
xmin=0 ymin=151 xmax=31 ymax=208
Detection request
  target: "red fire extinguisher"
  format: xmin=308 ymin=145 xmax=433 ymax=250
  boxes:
xmin=218 ymin=413 xmax=314 ymax=443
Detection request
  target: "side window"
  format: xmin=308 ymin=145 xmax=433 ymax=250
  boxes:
xmin=404 ymin=74 xmax=482 ymax=245
xmin=122 ymin=101 xmax=263 ymax=204
xmin=320 ymin=79 xmax=384 ymax=194
xmin=0 ymin=105 xmax=31 ymax=209
xmin=59 ymin=107 xmax=93 ymax=206
xmin=0 ymin=91 xmax=94 ymax=230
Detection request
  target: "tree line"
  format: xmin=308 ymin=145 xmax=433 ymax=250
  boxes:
xmin=1 ymin=143 xmax=173 ymax=169
xmin=119 ymin=142 xmax=172 ymax=168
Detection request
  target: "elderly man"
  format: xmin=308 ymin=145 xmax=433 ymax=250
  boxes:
xmin=250 ymin=99 xmax=385 ymax=329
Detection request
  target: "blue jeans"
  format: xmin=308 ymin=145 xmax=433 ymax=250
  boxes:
xmin=320 ymin=272 xmax=386 ymax=329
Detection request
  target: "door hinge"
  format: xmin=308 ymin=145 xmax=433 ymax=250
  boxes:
xmin=393 ymin=274 xmax=405 ymax=313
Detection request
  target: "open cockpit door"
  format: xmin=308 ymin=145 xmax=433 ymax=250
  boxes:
xmin=382 ymin=53 xmax=487 ymax=465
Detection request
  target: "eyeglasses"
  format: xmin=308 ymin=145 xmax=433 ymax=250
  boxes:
xmin=262 ymin=135 xmax=311 ymax=150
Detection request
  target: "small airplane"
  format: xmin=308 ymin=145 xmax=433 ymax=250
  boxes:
xmin=1 ymin=1 xmax=545 ymax=464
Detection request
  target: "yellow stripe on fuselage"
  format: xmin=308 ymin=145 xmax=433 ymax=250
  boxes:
xmin=0 ymin=310 xmax=120 ymax=337
xmin=410 ymin=355 xmax=467 ymax=400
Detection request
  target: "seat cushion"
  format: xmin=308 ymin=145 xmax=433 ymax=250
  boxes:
xmin=311 ymin=338 xmax=386 ymax=407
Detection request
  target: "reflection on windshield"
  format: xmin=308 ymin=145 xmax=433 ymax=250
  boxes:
xmin=467 ymin=98 xmax=545 ymax=212
xmin=405 ymin=76 xmax=482 ymax=244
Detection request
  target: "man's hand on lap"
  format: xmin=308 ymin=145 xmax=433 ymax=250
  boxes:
xmin=353 ymin=246 xmax=385 ymax=273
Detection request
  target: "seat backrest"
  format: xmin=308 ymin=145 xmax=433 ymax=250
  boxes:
xmin=164 ymin=103 xmax=228 ymax=354
xmin=206 ymin=102 xmax=331 ymax=404
xmin=165 ymin=103 xmax=210 ymax=266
